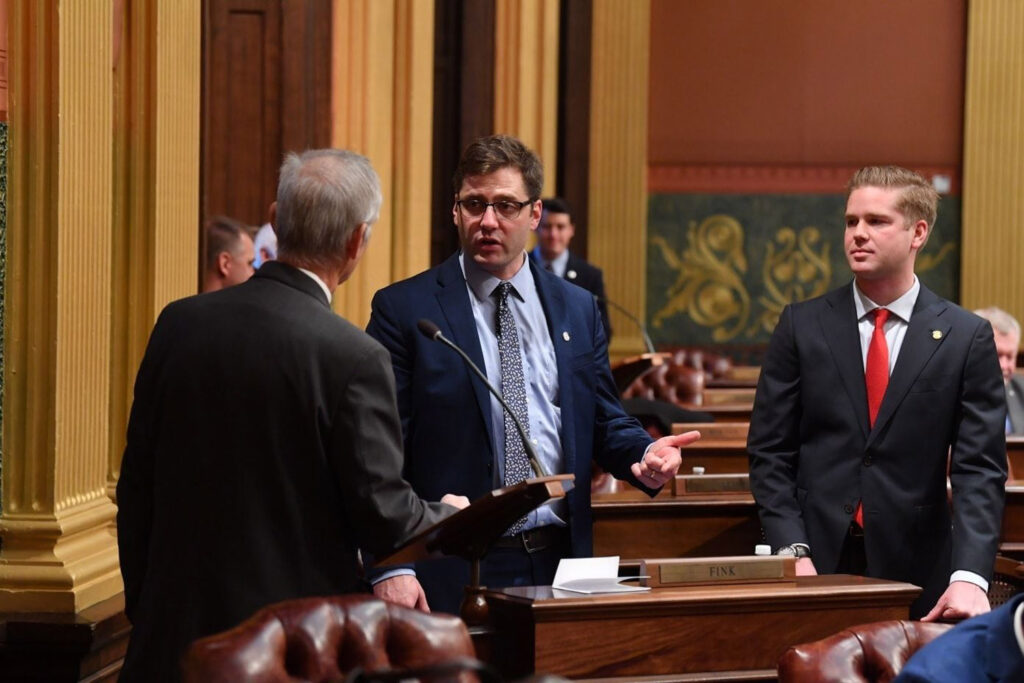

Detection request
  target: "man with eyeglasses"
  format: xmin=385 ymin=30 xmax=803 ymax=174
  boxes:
xmin=366 ymin=134 xmax=700 ymax=615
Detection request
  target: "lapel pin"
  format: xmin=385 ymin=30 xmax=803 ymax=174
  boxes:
xmin=567 ymin=270 xmax=577 ymax=280
xmin=562 ymin=331 xmax=571 ymax=342
xmin=932 ymin=330 xmax=943 ymax=340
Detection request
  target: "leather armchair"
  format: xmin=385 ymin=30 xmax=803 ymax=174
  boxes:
xmin=777 ymin=620 xmax=952 ymax=682
xmin=182 ymin=594 xmax=480 ymax=683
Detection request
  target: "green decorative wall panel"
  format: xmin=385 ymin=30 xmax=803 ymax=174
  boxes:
xmin=647 ymin=193 xmax=961 ymax=351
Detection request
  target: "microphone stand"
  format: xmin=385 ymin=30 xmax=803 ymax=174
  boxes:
xmin=596 ymin=295 xmax=656 ymax=354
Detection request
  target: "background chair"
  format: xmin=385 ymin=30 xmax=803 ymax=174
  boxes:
xmin=989 ymin=554 xmax=1024 ymax=608
xmin=182 ymin=594 xmax=483 ymax=683
xmin=777 ymin=620 xmax=952 ymax=683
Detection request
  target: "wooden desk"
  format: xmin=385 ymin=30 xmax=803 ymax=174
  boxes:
xmin=484 ymin=575 xmax=920 ymax=680
xmin=1002 ymin=483 xmax=1024 ymax=558
xmin=593 ymin=488 xmax=761 ymax=559
xmin=680 ymin=402 xmax=753 ymax=423
xmin=1008 ymin=437 xmax=1024 ymax=480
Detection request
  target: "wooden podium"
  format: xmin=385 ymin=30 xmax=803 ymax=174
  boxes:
xmin=483 ymin=575 xmax=920 ymax=681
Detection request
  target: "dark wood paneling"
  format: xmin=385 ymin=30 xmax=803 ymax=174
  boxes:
xmin=203 ymin=0 xmax=281 ymax=227
xmin=431 ymin=0 xmax=496 ymax=266
xmin=556 ymin=0 xmax=591 ymax=257
xmin=202 ymin=0 xmax=331 ymax=231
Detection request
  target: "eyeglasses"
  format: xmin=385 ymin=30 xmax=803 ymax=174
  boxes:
xmin=455 ymin=198 xmax=535 ymax=220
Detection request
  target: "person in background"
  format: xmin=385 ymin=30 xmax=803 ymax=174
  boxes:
xmin=974 ymin=306 xmax=1024 ymax=436
xmin=530 ymin=197 xmax=612 ymax=341
xmin=253 ymin=221 xmax=278 ymax=269
xmin=202 ymin=215 xmax=255 ymax=292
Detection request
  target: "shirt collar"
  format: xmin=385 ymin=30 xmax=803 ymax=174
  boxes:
xmin=852 ymin=276 xmax=919 ymax=323
xmin=460 ymin=251 xmax=534 ymax=303
xmin=297 ymin=267 xmax=332 ymax=303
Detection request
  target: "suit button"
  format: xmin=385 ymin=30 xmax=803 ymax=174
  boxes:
xmin=843 ymin=504 xmax=853 ymax=514
xmin=863 ymin=456 xmax=873 ymax=467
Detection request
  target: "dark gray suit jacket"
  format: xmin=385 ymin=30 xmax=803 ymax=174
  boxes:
xmin=748 ymin=283 xmax=1007 ymax=617
xmin=1007 ymin=374 xmax=1024 ymax=436
xmin=116 ymin=261 xmax=450 ymax=682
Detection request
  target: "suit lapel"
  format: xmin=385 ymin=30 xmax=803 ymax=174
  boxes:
xmin=821 ymin=286 xmax=872 ymax=439
xmin=868 ymin=286 xmax=949 ymax=444
xmin=434 ymin=254 xmax=497 ymax=454
xmin=532 ymin=259 xmax=577 ymax=475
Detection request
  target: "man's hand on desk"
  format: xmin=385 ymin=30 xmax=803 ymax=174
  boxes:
xmin=373 ymin=575 xmax=431 ymax=612
xmin=633 ymin=430 xmax=701 ymax=488
xmin=441 ymin=493 xmax=470 ymax=509
xmin=921 ymin=580 xmax=990 ymax=622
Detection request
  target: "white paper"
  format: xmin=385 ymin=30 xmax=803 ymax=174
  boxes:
xmin=552 ymin=556 xmax=650 ymax=594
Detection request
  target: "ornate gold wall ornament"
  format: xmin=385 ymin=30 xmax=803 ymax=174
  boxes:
xmin=747 ymin=226 xmax=831 ymax=336
xmin=651 ymin=214 xmax=750 ymax=341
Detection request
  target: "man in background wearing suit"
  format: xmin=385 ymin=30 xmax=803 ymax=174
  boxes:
xmin=367 ymin=135 xmax=699 ymax=615
xmin=201 ymin=215 xmax=255 ymax=292
xmin=975 ymin=306 xmax=1024 ymax=436
xmin=748 ymin=165 xmax=1007 ymax=620
xmin=530 ymin=197 xmax=612 ymax=340
xmin=117 ymin=149 xmax=466 ymax=681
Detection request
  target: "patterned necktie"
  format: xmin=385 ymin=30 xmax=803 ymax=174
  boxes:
xmin=856 ymin=307 xmax=890 ymax=527
xmin=495 ymin=282 xmax=533 ymax=533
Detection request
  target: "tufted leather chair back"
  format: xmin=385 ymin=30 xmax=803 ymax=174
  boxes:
xmin=621 ymin=361 xmax=704 ymax=404
xmin=777 ymin=620 xmax=952 ymax=682
xmin=182 ymin=595 xmax=479 ymax=683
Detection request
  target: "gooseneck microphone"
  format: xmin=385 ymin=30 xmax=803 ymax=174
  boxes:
xmin=416 ymin=318 xmax=549 ymax=478
xmin=594 ymin=295 xmax=656 ymax=354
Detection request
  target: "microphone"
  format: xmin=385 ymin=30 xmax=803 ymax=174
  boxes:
xmin=416 ymin=319 xmax=550 ymax=478
xmin=594 ymin=295 xmax=656 ymax=354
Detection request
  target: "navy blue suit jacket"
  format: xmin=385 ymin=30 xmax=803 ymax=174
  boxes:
xmin=895 ymin=592 xmax=1024 ymax=681
xmin=367 ymin=253 xmax=653 ymax=610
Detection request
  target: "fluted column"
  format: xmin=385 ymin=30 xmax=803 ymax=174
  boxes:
xmin=1 ymin=0 xmax=120 ymax=612
xmin=494 ymin=0 xmax=559 ymax=195
xmin=588 ymin=0 xmax=649 ymax=359
xmin=961 ymin=0 xmax=1024 ymax=330
xmin=110 ymin=0 xmax=201 ymax=497
xmin=332 ymin=0 xmax=433 ymax=327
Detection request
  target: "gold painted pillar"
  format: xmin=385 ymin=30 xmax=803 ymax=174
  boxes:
xmin=494 ymin=0 xmax=560 ymax=196
xmin=1 ymin=0 xmax=121 ymax=612
xmin=110 ymin=0 xmax=201 ymax=497
xmin=588 ymin=0 xmax=650 ymax=359
xmin=961 ymin=0 xmax=1024 ymax=331
xmin=331 ymin=0 xmax=433 ymax=327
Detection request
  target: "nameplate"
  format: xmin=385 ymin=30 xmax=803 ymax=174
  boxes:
xmin=673 ymin=473 xmax=750 ymax=495
xmin=641 ymin=556 xmax=796 ymax=588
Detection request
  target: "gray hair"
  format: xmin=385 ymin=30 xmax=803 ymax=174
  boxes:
xmin=275 ymin=149 xmax=382 ymax=268
xmin=974 ymin=306 xmax=1021 ymax=340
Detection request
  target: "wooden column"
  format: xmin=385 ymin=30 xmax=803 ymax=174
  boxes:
xmin=588 ymin=0 xmax=649 ymax=359
xmin=2 ymin=0 xmax=120 ymax=612
xmin=332 ymin=0 xmax=434 ymax=327
xmin=494 ymin=0 xmax=560 ymax=196
xmin=961 ymin=0 xmax=1024 ymax=329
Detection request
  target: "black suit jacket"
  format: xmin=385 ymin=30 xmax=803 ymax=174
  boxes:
xmin=116 ymin=262 xmax=450 ymax=681
xmin=748 ymin=283 xmax=1007 ymax=616
xmin=530 ymin=249 xmax=612 ymax=340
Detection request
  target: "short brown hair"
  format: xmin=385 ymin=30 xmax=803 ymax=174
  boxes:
xmin=453 ymin=134 xmax=543 ymax=200
xmin=847 ymin=166 xmax=939 ymax=229
xmin=204 ymin=216 xmax=250 ymax=273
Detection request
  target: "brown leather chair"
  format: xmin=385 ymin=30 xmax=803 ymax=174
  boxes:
xmin=621 ymin=359 xmax=705 ymax=404
xmin=181 ymin=594 xmax=482 ymax=682
xmin=777 ymin=620 xmax=952 ymax=682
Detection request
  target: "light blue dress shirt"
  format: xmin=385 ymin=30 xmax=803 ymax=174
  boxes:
xmin=461 ymin=252 xmax=568 ymax=530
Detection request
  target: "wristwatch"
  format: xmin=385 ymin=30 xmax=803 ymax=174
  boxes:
xmin=776 ymin=544 xmax=812 ymax=559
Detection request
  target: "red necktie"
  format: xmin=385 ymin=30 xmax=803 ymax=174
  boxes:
xmin=856 ymin=307 xmax=890 ymax=527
